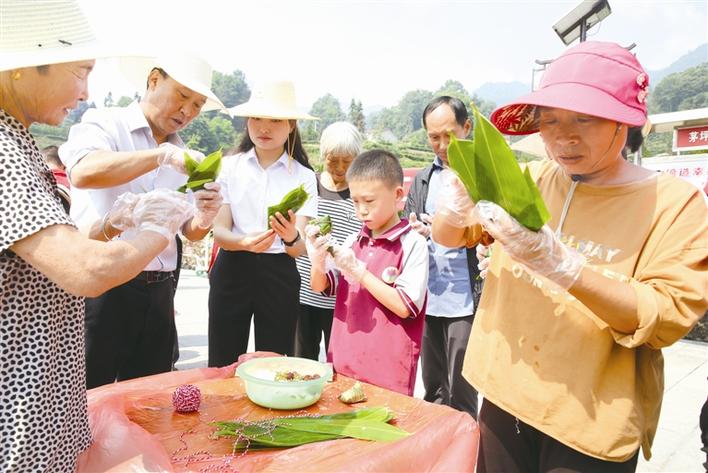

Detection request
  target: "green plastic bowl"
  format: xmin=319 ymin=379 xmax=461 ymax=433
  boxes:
xmin=236 ymin=357 xmax=333 ymax=410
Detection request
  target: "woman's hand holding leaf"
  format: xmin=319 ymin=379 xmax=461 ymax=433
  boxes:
xmin=435 ymin=169 xmax=477 ymax=228
xmin=270 ymin=210 xmax=299 ymax=244
xmin=473 ymin=201 xmax=585 ymax=290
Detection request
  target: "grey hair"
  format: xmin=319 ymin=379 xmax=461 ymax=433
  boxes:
xmin=319 ymin=121 xmax=363 ymax=159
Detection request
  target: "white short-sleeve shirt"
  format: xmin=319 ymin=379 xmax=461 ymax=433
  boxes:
xmin=218 ymin=148 xmax=317 ymax=254
xmin=59 ymin=101 xmax=187 ymax=271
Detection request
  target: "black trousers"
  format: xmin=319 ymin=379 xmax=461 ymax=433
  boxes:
xmin=477 ymin=399 xmax=640 ymax=473
xmin=208 ymin=250 xmax=300 ymax=367
xmin=294 ymin=304 xmax=334 ymax=360
xmin=421 ymin=314 xmax=478 ymax=419
xmin=84 ymin=276 xmax=176 ymax=389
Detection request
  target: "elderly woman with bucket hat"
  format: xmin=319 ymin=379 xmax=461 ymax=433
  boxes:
xmin=433 ymin=41 xmax=707 ymax=471
xmin=0 ymin=0 xmax=196 ymax=469
xmin=208 ymin=81 xmax=318 ymax=366
xmin=59 ymin=52 xmax=226 ymax=389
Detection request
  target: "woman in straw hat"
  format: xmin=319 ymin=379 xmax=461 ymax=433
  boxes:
xmin=433 ymin=41 xmax=707 ymax=471
xmin=208 ymin=80 xmax=318 ymax=366
xmin=0 ymin=0 xmax=195 ymax=469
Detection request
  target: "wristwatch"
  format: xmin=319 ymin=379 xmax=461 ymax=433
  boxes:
xmin=283 ymin=231 xmax=301 ymax=247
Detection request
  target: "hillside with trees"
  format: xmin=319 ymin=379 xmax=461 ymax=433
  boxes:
xmin=644 ymin=63 xmax=708 ymax=156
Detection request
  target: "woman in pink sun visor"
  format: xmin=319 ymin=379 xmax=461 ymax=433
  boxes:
xmin=433 ymin=41 xmax=707 ymax=472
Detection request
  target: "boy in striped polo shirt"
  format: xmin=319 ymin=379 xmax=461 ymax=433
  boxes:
xmin=306 ymin=150 xmax=429 ymax=395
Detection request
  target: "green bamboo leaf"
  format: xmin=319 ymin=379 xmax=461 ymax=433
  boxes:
xmin=267 ymin=184 xmax=309 ymax=228
xmin=272 ymin=418 xmax=409 ymax=442
xmin=183 ymin=152 xmax=199 ymax=175
xmin=446 ymin=103 xmax=550 ymax=231
xmin=193 ymin=148 xmax=223 ymax=174
xmin=176 ymin=148 xmax=222 ymax=193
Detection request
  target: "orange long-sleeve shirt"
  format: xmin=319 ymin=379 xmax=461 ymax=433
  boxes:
xmin=464 ymin=159 xmax=707 ymax=461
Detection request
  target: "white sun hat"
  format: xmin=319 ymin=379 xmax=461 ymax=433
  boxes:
xmin=227 ymin=80 xmax=318 ymax=120
xmin=0 ymin=0 xmax=124 ymax=72
xmin=118 ymin=52 xmax=226 ymax=112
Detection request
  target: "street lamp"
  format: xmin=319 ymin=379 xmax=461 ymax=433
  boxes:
xmin=552 ymin=0 xmax=612 ymax=45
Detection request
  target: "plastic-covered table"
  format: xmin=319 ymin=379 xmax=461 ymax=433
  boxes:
xmin=77 ymin=354 xmax=478 ymax=472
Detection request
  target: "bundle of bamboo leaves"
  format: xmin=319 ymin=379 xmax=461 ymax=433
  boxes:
xmin=447 ymin=104 xmax=550 ymax=231
xmin=177 ymin=149 xmax=222 ymax=193
xmin=267 ymin=184 xmax=309 ymax=228
xmin=212 ymin=407 xmax=409 ymax=451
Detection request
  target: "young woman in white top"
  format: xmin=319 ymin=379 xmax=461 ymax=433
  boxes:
xmin=209 ymin=81 xmax=318 ymax=365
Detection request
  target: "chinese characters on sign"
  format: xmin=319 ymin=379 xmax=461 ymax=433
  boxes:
xmin=674 ymin=125 xmax=708 ymax=152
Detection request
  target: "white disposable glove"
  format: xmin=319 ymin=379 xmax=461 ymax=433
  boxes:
xmin=192 ymin=181 xmax=223 ymax=229
xmin=409 ymin=212 xmax=432 ymax=238
xmin=304 ymin=224 xmax=330 ymax=273
xmin=476 ymin=243 xmax=491 ymax=279
xmin=132 ymin=188 xmax=195 ymax=241
xmin=106 ymin=192 xmax=141 ymax=231
xmin=332 ymin=246 xmax=367 ymax=283
xmin=473 ymin=201 xmax=585 ymax=290
xmin=435 ymin=169 xmax=477 ymax=228
xmin=157 ymin=143 xmax=205 ymax=175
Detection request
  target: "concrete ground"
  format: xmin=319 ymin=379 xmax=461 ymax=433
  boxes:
xmin=174 ymin=270 xmax=707 ymax=472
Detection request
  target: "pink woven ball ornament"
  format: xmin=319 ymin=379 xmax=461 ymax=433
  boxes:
xmin=172 ymin=384 xmax=201 ymax=413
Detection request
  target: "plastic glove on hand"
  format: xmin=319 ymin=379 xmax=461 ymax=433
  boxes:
xmin=192 ymin=182 xmax=223 ymax=229
xmin=435 ymin=169 xmax=477 ymax=228
xmin=476 ymin=243 xmax=491 ymax=279
xmin=157 ymin=143 xmax=205 ymax=175
xmin=409 ymin=212 xmax=431 ymax=238
xmin=332 ymin=246 xmax=366 ymax=283
xmin=107 ymin=192 xmax=141 ymax=231
xmin=473 ymin=201 xmax=585 ymax=290
xmin=132 ymin=188 xmax=195 ymax=240
xmin=304 ymin=223 xmax=330 ymax=273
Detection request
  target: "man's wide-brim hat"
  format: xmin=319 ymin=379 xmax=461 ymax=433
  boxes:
xmin=227 ymin=80 xmax=318 ymax=120
xmin=491 ymin=41 xmax=649 ymax=135
xmin=118 ymin=52 xmax=226 ymax=112
xmin=0 ymin=0 xmax=121 ymax=72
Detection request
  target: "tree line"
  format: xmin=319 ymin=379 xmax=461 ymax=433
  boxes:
xmin=29 ymin=63 xmax=706 ymax=162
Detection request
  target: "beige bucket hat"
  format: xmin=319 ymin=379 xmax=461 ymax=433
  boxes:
xmin=0 ymin=0 xmax=122 ymax=72
xmin=118 ymin=51 xmax=226 ymax=112
xmin=227 ymin=80 xmax=317 ymax=120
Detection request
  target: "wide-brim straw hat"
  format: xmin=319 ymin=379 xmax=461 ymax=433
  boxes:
xmin=118 ymin=52 xmax=226 ymax=112
xmin=491 ymin=41 xmax=648 ymax=135
xmin=227 ymin=80 xmax=318 ymax=120
xmin=0 ymin=0 xmax=125 ymax=72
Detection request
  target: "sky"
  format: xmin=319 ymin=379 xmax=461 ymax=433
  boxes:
xmin=78 ymin=0 xmax=708 ymax=112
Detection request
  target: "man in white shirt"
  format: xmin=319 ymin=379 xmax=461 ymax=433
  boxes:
xmin=60 ymin=53 xmax=225 ymax=388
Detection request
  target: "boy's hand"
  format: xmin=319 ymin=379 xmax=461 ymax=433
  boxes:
xmin=304 ymin=224 xmax=329 ymax=272
xmin=435 ymin=169 xmax=476 ymax=228
xmin=333 ymin=246 xmax=366 ymax=283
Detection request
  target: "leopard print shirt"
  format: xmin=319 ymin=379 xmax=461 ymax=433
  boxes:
xmin=0 ymin=110 xmax=91 ymax=472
